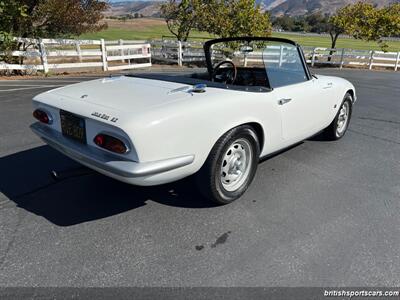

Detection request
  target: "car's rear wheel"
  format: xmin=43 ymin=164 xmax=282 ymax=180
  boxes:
xmin=324 ymin=93 xmax=353 ymax=140
xmin=195 ymin=125 xmax=260 ymax=205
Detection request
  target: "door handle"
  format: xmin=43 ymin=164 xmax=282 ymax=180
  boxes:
xmin=278 ymin=98 xmax=292 ymax=105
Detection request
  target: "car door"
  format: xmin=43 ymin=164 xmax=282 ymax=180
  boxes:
xmin=273 ymin=79 xmax=324 ymax=141
xmin=263 ymin=42 xmax=329 ymax=142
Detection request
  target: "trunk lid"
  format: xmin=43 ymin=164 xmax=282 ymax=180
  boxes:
xmin=51 ymin=76 xmax=194 ymax=113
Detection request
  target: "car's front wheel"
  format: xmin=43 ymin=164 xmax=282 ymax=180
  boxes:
xmin=196 ymin=125 xmax=260 ymax=205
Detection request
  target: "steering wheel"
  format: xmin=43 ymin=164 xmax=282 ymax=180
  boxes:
xmin=212 ymin=60 xmax=237 ymax=84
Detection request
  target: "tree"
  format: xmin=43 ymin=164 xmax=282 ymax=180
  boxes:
xmin=160 ymin=0 xmax=203 ymax=41
xmin=0 ymin=0 xmax=28 ymax=35
xmin=0 ymin=1 xmax=28 ymax=64
xmin=292 ymin=16 xmax=310 ymax=32
xmin=1 ymin=0 xmax=108 ymax=39
xmin=384 ymin=3 xmax=400 ymax=34
xmin=305 ymin=12 xmax=330 ymax=34
xmin=32 ymin=0 xmax=108 ymax=38
xmin=272 ymin=15 xmax=295 ymax=31
xmin=373 ymin=3 xmax=400 ymax=50
xmin=198 ymin=0 xmax=271 ymax=38
xmin=1 ymin=0 xmax=109 ymax=72
xmin=327 ymin=2 xmax=375 ymax=51
xmin=209 ymin=0 xmax=272 ymax=37
xmin=327 ymin=16 xmax=346 ymax=50
xmin=330 ymin=2 xmax=400 ymax=51
xmin=161 ymin=0 xmax=272 ymax=41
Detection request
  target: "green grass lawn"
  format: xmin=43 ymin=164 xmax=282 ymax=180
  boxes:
xmin=273 ymin=33 xmax=400 ymax=52
xmin=80 ymin=19 xmax=400 ymax=52
xmin=81 ymin=23 xmax=214 ymax=41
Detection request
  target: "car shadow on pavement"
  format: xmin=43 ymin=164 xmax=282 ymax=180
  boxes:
xmin=0 ymin=145 xmax=214 ymax=226
xmin=307 ymin=130 xmax=338 ymax=142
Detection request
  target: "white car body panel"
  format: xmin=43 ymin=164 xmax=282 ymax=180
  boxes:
xmin=31 ymin=72 xmax=355 ymax=186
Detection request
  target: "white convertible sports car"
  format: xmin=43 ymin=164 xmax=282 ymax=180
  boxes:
xmin=31 ymin=37 xmax=356 ymax=204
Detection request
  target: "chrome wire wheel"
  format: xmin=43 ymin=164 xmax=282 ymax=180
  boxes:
xmin=336 ymin=101 xmax=350 ymax=137
xmin=220 ymin=138 xmax=253 ymax=192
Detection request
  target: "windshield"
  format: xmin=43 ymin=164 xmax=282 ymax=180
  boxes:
xmin=210 ymin=41 xmax=267 ymax=69
xmin=205 ymin=37 xmax=310 ymax=88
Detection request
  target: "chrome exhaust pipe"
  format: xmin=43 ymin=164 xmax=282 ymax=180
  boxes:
xmin=51 ymin=167 xmax=93 ymax=181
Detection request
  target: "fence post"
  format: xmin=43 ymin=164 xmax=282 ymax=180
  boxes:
xmin=119 ymin=39 xmax=124 ymax=63
xmin=340 ymin=48 xmax=345 ymax=69
xmin=395 ymin=52 xmax=400 ymax=72
xmin=311 ymin=47 xmax=316 ymax=67
xmin=369 ymin=50 xmax=374 ymax=70
xmin=148 ymin=44 xmax=152 ymax=66
xmin=75 ymin=41 xmax=82 ymax=63
xmin=100 ymin=39 xmax=108 ymax=71
xmin=38 ymin=38 xmax=49 ymax=74
xmin=279 ymin=45 xmax=283 ymax=67
xmin=177 ymin=41 xmax=183 ymax=67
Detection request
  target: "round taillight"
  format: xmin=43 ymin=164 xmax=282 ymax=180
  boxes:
xmin=94 ymin=135 xmax=104 ymax=146
xmin=93 ymin=134 xmax=128 ymax=154
xmin=33 ymin=109 xmax=52 ymax=124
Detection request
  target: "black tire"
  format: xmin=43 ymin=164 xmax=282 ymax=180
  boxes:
xmin=324 ymin=93 xmax=353 ymax=141
xmin=195 ymin=125 xmax=260 ymax=205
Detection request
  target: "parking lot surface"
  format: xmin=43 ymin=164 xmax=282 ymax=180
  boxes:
xmin=0 ymin=69 xmax=399 ymax=287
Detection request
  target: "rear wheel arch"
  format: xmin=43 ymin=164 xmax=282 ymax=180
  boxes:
xmin=197 ymin=121 xmax=265 ymax=173
xmin=194 ymin=121 xmax=266 ymax=175
xmin=209 ymin=122 xmax=265 ymax=158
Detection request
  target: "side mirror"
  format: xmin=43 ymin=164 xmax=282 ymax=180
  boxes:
xmin=239 ymin=45 xmax=254 ymax=53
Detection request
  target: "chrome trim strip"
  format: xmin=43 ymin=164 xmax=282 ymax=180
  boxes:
xmin=30 ymin=122 xmax=194 ymax=178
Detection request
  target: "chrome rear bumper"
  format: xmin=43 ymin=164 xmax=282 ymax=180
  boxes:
xmin=30 ymin=122 xmax=194 ymax=178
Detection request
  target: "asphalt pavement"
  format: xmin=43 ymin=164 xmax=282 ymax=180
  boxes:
xmin=0 ymin=68 xmax=399 ymax=288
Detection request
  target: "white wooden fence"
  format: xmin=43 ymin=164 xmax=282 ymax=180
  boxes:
xmin=302 ymin=47 xmax=400 ymax=71
xmin=0 ymin=38 xmax=151 ymax=74
xmin=150 ymin=40 xmax=400 ymax=72
xmin=1 ymin=37 xmax=399 ymax=73
xmin=151 ymin=40 xmax=205 ymax=66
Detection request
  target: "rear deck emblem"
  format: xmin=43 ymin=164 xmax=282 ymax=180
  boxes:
xmin=91 ymin=111 xmax=118 ymax=123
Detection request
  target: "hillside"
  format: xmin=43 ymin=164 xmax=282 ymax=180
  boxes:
xmin=265 ymin=0 xmax=400 ymax=16
xmin=106 ymin=1 xmax=162 ymax=17
xmin=108 ymin=0 xmax=400 ymax=17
